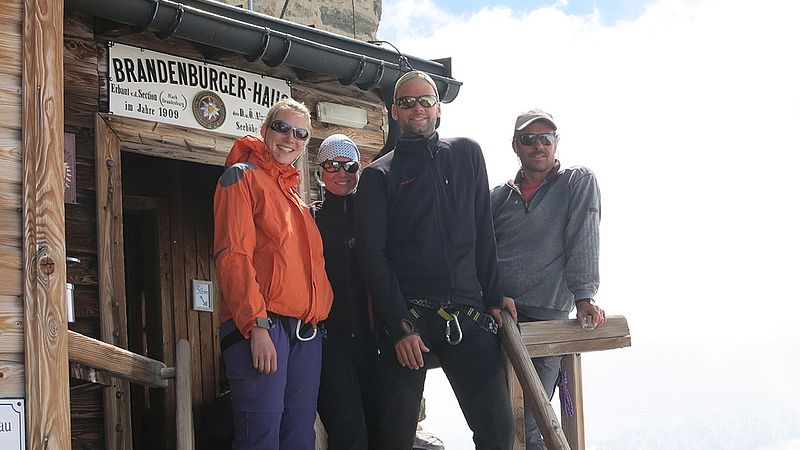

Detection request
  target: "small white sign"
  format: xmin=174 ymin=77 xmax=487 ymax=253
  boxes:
xmin=192 ymin=280 xmax=213 ymax=312
xmin=109 ymin=42 xmax=292 ymax=137
xmin=0 ymin=399 xmax=25 ymax=450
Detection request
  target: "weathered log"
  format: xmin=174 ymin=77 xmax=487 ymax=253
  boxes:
xmin=500 ymin=310 xmax=570 ymax=450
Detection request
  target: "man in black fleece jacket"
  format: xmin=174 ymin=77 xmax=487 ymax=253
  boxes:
xmin=355 ymin=70 xmax=516 ymax=450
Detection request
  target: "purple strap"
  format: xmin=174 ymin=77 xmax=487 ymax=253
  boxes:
xmin=558 ymin=366 xmax=575 ymax=417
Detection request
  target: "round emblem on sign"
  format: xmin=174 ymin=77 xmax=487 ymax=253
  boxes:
xmin=192 ymin=91 xmax=226 ymax=129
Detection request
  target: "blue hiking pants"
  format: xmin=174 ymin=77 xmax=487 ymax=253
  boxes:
xmin=221 ymin=318 xmax=322 ymax=450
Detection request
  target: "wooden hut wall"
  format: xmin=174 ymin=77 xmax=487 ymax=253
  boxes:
xmin=60 ymin=8 xmax=387 ymax=449
xmin=63 ymin=11 xmax=106 ymax=450
xmin=0 ymin=0 xmax=24 ymax=402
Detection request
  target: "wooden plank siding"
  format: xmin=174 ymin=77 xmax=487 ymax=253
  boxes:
xmin=0 ymin=358 xmax=25 ymax=397
xmin=180 ymin=167 xmax=202 ymax=413
xmin=0 ymin=29 xmax=23 ymax=78
xmin=0 ymin=295 xmax=23 ymax=354
xmin=157 ymin=203 xmax=178 ymax=450
xmin=0 ymin=128 xmax=23 ymax=183
xmin=0 ymin=250 xmax=23 ymax=298
xmin=0 ymin=73 xmax=23 ymax=131
xmin=0 ymin=179 xmax=22 ymax=210
xmin=193 ymin=174 xmax=220 ymax=403
xmin=21 ymin=1 xmax=71 ymax=450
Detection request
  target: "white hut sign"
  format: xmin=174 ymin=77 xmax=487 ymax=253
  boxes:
xmin=0 ymin=399 xmax=25 ymax=450
xmin=108 ymin=42 xmax=291 ymax=137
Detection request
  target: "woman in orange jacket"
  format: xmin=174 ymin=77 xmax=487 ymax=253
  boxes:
xmin=214 ymin=98 xmax=333 ymax=450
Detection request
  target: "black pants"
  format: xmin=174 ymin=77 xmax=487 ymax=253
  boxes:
xmin=373 ymin=308 xmax=514 ymax=450
xmin=317 ymin=335 xmax=379 ymax=450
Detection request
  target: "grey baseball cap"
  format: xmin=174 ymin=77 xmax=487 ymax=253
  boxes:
xmin=514 ymin=109 xmax=557 ymax=132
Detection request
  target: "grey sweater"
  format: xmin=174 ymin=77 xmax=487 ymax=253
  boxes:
xmin=490 ymin=165 xmax=600 ymax=320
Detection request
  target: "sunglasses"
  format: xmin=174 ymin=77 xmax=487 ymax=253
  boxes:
xmin=394 ymin=95 xmax=438 ymax=109
xmin=269 ymin=120 xmax=310 ymax=141
xmin=516 ymin=132 xmax=558 ymax=147
xmin=321 ymin=159 xmax=359 ymax=174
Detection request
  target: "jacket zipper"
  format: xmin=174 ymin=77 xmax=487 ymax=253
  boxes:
xmin=427 ymin=145 xmax=456 ymax=304
xmin=343 ymin=197 xmax=358 ymax=338
xmin=510 ymin=178 xmax=549 ymax=214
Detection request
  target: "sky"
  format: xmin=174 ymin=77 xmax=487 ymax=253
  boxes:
xmin=377 ymin=0 xmax=800 ymax=448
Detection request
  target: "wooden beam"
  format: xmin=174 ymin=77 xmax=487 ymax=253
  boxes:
xmin=100 ymin=113 xmax=234 ymax=167
xmin=519 ymin=315 xmax=629 ymax=345
xmin=560 ymin=354 xmax=585 ymax=450
xmin=22 ymin=0 xmax=70 ymax=449
xmin=67 ymin=330 xmax=168 ymax=389
xmin=95 ymin=114 xmax=133 ymax=450
xmin=526 ymin=336 xmax=631 ymax=358
xmin=519 ymin=315 xmax=630 ymax=357
xmin=500 ymin=311 xmax=570 ymax=450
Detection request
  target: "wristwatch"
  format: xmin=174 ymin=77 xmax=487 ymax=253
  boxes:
xmin=256 ymin=316 xmax=273 ymax=330
xmin=575 ymin=298 xmax=594 ymax=304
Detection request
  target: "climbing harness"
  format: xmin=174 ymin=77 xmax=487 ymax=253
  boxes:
xmin=407 ymin=298 xmax=499 ymax=345
xmin=220 ymin=312 xmax=319 ymax=351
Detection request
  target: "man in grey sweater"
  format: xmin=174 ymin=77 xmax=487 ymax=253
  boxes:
xmin=491 ymin=109 xmax=606 ymax=450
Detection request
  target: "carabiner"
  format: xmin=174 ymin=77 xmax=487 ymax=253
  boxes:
xmin=445 ymin=315 xmax=462 ymax=345
xmin=295 ymin=320 xmax=318 ymax=342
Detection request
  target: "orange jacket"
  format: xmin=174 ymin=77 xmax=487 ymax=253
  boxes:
xmin=213 ymin=135 xmax=333 ymax=338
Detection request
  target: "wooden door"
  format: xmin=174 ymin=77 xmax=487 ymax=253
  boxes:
xmin=121 ymin=152 xmax=224 ymax=449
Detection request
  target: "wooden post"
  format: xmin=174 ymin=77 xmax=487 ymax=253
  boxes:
xmin=499 ymin=311 xmax=570 ymax=450
xmin=504 ymin=353 xmax=526 ymax=449
xmin=95 ymin=114 xmax=133 ymax=450
xmin=21 ymin=0 xmax=71 ymax=448
xmin=176 ymin=339 xmax=195 ymax=450
xmin=560 ymin=354 xmax=585 ymax=450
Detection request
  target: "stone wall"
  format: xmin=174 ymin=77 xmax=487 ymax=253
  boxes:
xmin=219 ymin=0 xmax=382 ymax=41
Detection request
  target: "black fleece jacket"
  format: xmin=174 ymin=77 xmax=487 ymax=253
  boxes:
xmin=354 ymin=132 xmax=502 ymax=342
xmin=314 ymin=193 xmax=372 ymax=339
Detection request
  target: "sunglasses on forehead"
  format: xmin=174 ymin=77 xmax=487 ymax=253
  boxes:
xmin=269 ymin=120 xmax=310 ymax=141
xmin=516 ymin=132 xmax=558 ymax=146
xmin=394 ymin=95 xmax=438 ymax=109
xmin=321 ymin=159 xmax=359 ymax=174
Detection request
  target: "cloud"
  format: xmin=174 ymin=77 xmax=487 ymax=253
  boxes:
xmin=379 ymin=0 xmax=800 ymax=447
xmin=379 ymin=0 xmax=460 ymax=41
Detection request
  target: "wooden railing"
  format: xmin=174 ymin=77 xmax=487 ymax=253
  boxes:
xmin=67 ymin=314 xmax=627 ymax=450
xmin=67 ymin=331 xmax=195 ymax=450
xmin=500 ymin=313 xmax=631 ymax=450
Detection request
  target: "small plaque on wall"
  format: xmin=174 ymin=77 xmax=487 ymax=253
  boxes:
xmin=192 ymin=280 xmax=213 ymax=312
xmin=0 ymin=399 xmax=25 ymax=450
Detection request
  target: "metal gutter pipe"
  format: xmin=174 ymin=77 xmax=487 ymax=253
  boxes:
xmin=64 ymin=0 xmax=461 ymax=104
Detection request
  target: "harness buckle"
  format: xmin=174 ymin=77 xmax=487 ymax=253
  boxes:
xmin=444 ymin=313 xmax=463 ymax=345
xmin=295 ymin=320 xmax=318 ymax=342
